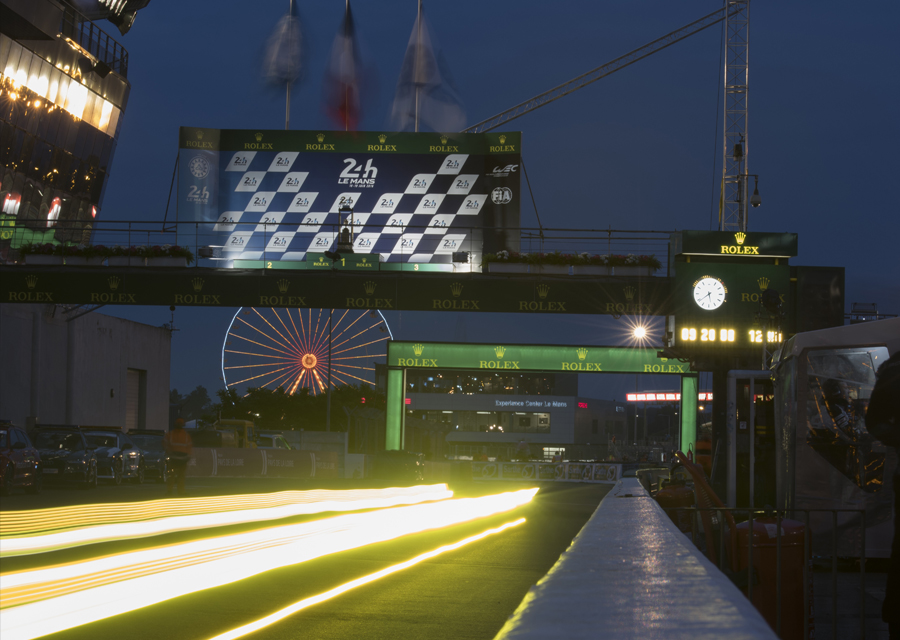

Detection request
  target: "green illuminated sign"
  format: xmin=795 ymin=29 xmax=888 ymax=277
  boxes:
xmin=677 ymin=231 xmax=798 ymax=257
xmin=388 ymin=341 xmax=689 ymax=374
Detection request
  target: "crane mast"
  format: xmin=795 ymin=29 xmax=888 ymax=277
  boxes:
xmin=720 ymin=1 xmax=751 ymax=232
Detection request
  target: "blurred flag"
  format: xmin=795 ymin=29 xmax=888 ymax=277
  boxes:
xmin=324 ymin=3 xmax=362 ymax=131
xmin=262 ymin=2 xmax=303 ymax=86
xmin=390 ymin=3 xmax=466 ymax=132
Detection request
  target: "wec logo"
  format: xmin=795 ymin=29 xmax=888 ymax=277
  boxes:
xmin=489 ymin=164 xmax=518 ymax=177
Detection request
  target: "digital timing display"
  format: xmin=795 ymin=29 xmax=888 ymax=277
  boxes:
xmin=678 ymin=327 xmax=783 ymax=346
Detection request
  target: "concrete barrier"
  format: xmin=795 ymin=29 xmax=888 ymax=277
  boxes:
xmin=494 ymin=478 xmax=777 ymax=640
xmin=185 ymin=448 xmax=339 ymax=479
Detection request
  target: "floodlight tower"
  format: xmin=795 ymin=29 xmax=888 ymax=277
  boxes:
xmin=720 ymin=1 xmax=751 ymax=232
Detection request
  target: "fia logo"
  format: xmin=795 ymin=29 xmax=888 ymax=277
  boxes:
xmin=380 ymin=198 xmax=394 ymax=208
xmin=455 ymin=178 xmax=470 ymax=189
xmin=413 ymin=178 xmax=428 ymax=188
xmin=423 ymin=199 xmax=437 ymax=209
xmin=465 ymin=199 xmax=479 ymax=210
xmin=243 ymin=176 xmax=258 ymax=187
xmin=295 ymin=197 xmax=309 ymax=207
xmin=252 ymin=195 xmax=268 ymax=207
xmin=445 ymin=159 xmax=459 ymax=169
xmin=273 ymin=237 xmax=288 ymax=246
xmin=491 ymin=187 xmax=512 ymax=205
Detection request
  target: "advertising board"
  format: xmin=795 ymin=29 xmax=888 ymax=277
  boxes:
xmin=177 ymin=128 xmax=520 ymax=266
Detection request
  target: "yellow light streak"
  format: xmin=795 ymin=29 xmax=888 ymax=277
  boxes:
xmin=0 ymin=489 xmax=537 ymax=639
xmin=208 ymin=518 xmax=526 ymax=640
xmin=0 ymin=486 xmax=453 ymax=556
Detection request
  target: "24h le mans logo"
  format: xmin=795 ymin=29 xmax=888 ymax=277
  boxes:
xmin=189 ymin=156 xmax=210 ymax=179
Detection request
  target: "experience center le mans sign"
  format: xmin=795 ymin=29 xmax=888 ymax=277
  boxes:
xmin=1 ymin=268 xmax=673 ymax=317
xmin=388 ymin=341 xmax=689 ymax=374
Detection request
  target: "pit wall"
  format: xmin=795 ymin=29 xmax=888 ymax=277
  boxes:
xmin=493 ymin=478 xmax=778 ymax=640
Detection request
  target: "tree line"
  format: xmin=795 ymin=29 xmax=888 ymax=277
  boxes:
xmin=170 ymin=383 xmax=385 ymax=432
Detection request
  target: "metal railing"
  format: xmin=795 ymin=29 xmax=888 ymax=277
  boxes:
xmin=59 ymin=5 xmax=129 ymax=77
xmin=2 ymin=221 xmax=676 ymax=275
xmin=666 ymin=506 xmax=871 ymax=640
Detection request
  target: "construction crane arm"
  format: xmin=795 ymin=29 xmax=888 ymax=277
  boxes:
xmin=461 ymin=6 xmax=734 ymax=134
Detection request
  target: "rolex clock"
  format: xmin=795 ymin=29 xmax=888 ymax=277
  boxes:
xmin=692 ymin=276 xmax=727 ymax=310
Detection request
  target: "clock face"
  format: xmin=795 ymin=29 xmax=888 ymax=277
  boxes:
xmin=693 ymin=277 xmax=727 ymax=310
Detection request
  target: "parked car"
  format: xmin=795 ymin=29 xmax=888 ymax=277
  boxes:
xmin=83 ymin=428 xmax=144 ymax=484
xmin=255 ymin=433 xmax=292 ymax=450
xmin=30 ymin=426 xmax=97 ymax=489
xmin=0 ymin=422 xmax=42 ymax=496
xmin=129 ymin=429 xmax=169 ymax=483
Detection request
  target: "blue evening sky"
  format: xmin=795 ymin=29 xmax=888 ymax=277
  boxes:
xmin=93 ymin=0 xmax=900 ymax=400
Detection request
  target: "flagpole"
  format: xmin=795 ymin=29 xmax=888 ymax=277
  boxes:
xmin=415 ymin=0 xmax=422 ymax=132
xmin=285 ymin=0 xmax=294 ymax=130
xmin=345 ymin=0 xmax=349 ymax=131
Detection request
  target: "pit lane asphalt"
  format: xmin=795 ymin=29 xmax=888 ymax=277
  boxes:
xmin=3 ymin=478 xmax=611 ymax=640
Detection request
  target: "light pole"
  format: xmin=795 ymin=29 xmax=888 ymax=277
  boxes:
xmin=325 ymin=308 xmax=333 ymax=431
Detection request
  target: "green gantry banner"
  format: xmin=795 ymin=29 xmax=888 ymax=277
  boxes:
xmin=387 ymin=341 xmax=690 ymax=374
xmin=1 ymin=268 xmax=674 ymax=316
xmin=676 ymin=230 xmax=798 ymax=257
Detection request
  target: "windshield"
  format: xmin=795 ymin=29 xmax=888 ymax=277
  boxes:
xmin=33 ymin=432 xmax=83 ymax=451
xmin=86 ymin=434 xmax=118 ymax=448
xmin=0 ymin=430 xmax=7 ymax=448
xmin=131 ymin=436 xmax=164 ymax=452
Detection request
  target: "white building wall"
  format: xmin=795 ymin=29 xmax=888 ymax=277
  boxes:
xmin=0 ymin=304 xmax=170 ymax=430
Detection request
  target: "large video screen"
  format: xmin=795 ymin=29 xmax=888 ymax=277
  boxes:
xmin=176 ymin=129 xmax=520 ymax=266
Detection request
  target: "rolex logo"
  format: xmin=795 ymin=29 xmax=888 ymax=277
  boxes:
xmin=440 ymin=135 xmax=448 ymax=144
xmin=277 ymin=279 xmax=290 ymax=293
xmin=412 ymin=343 xmax=425 ymax=356
xmin=192 ymin=277 xmax=204 ymax=292
xmin=494 ymin=346 xmax=506 ymax=358
xmin=317 ymin=133 xmax=325 ymax=143
xmin=378 ymin=134 xmax=387 ymax=144
xmin=450 ymin=282 xmax=463 ymax=298
xmin=364 ymin=281 xmax=376 ymax=295
xmin=576 ymin=348 xmax=588 ymax=361
xmin=499 ymin=135 xmax=507 ymax=144
xmin=757 ymin=277 xmax=770 ymax=291
xmin=108 ymin=276 xmax=120 ymax=291
xmin=623 ymin=286 xmax=636 ymax=302
xmin=196 ymin=130 xmax=204 ymax=139
xmin=255 ymin=132 xmax=263 ymax=142
xmin=25 ymin=275 xmax=38 ymax=290
xmin=735 ymin=232 xmax=746 ymax=245
xmin=537 ymin=284 xmax=550 ymax=299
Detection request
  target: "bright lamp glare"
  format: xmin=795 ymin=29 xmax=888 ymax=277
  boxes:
xmin=0 ymin=489 xmax=538 ymax=640
xmin=633 ymin=326 xmax=647 ymax=339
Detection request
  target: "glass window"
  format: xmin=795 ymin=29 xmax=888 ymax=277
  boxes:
xmin=805 ymin=346 xmax=889 ymax=493
xmin=0 ymin=430 xmax=8 ymax=448
xmin=85 ymin=433 xmax=117 ymax=448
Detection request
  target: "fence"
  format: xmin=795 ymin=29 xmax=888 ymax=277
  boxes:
xmin=666 ymin=506 xmax=875 ymax=640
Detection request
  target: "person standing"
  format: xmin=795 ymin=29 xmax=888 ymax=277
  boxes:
xmin=867 ymin=351 xmax=900 ymax=638
xmin=164 ymin=419 xmax=193 ymax=496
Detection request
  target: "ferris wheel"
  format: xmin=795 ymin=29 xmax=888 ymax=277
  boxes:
xmin=222 ymin=308 xmax=392 ymax=395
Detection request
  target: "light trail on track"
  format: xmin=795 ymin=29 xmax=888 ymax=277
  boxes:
xmin=0 ymin=485 xmax=454 ymax=557
xmin=0 ymin=488 xmax=538 ymax=640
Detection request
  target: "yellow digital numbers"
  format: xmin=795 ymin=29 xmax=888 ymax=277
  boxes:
xmin=680 ymin=327 xmax=736 ymax=343
xmin=748 ymin=330 xmax=783 ymax=343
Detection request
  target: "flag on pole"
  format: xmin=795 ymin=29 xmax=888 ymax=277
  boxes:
xmin=324 ymin=3 xmax=363 ymax=131
xmin=390 ymin=3 xmax=466 ymax=132
xmin=262 ymin=2 xmax=303 ymax=86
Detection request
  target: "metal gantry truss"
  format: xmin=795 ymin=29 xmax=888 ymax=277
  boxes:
xmin=461 ymin=7 xmax=738 ymax=134
xmin=720 ymin=1 xmax=750 ymax=232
